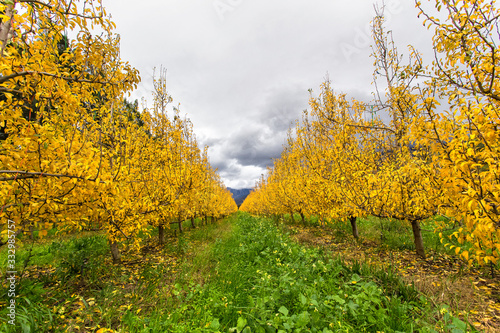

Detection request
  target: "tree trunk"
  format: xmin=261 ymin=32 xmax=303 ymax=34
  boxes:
xmin=110 ymin=241 xmax=121 ymax=264
xmin=300 ymin=212 xmax=305 ymax=225
xmin=178 ymin=220 xmax=183 ymax=234
xmin=158 ymin=224 xmax=165 ymax=245
xmin=0 ymin=3 xmax=14 ymax=58
xmin=410 ymin=220 xmax=426 ymax=258
xmin=190 ymin=217 xmax=196 ymax=229
xmin=289 ymin=212 xmax=295 ymax=223
xmin=349 ymin=216 xmax=359 ymax=239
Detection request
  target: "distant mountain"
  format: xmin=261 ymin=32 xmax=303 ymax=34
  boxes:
xmin=227 ymin=187 xmax=252 ymax=207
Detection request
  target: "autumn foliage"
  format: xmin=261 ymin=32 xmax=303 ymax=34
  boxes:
xmin=0 ymin=0 xmax=237 ymax=262
xmin=241 ymin=0 xmax=500 ymax=266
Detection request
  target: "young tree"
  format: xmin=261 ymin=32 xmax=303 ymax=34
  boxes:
xmin=413 ymin=0 xmax=500 ymax=266
xmin=0 ymin=0 xmax=139 ymax=244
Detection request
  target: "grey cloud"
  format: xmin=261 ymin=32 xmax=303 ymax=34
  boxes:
xmin=200 ymin=84 xmax=308 ymax=183
xmin=218 ymin=125 xmax=283 ymax=168
xmin=228 ymin=138 xmax=282 ymax=168
xmin=219 ymin=86 xmax=308 ymax=169
xmin=217 ymin=160 xmax=242 ymax=179
xmin=256 ymin=86 xmax=308 ymax=132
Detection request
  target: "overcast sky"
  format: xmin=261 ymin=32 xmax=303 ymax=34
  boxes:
xmin=103 ymin=0 xmax=434 ymax=189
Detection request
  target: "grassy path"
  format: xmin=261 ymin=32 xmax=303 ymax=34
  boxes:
xmin=1 ymin=213 xmax=476 ymax=332
xmin=128 ymin=213 xmax=473 ymax=332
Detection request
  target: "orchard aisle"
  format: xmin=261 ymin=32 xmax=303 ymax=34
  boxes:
xmin=144 ymin=212 xmax=471 ymax=333
xmin=0 ymin=212 xmax=478 ymax=332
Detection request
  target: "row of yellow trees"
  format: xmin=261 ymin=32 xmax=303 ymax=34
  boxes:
xmin=241 ymin=0 xmax=500 ymax=267
xmin=0 ymin=0 xmax=237 ymax=262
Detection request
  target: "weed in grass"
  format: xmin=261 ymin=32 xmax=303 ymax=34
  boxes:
xmin=0 ymin=296 xmax=55 ymax=333
xmin=53 ymin=235 xmax=108 ymax=283
xmin=176 ymin=235 xmax=190 ymax=257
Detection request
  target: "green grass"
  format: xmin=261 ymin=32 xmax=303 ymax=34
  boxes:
xmin=355 ymin=215 xmax=447 ymax=252
xmin=284 ymin=213 xmax=473 ymax=259
xmin=0 ymin=217 xmax=231 ymax=332
xmin=0 ymin=213 xmax=475 ymax=332
xmin=119 ymin=213 xmax=473 ymax=332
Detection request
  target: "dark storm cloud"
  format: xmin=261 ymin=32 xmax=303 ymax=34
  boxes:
xmin=216 ymin=160 xmax=241 ymax=178
xmin=211 ymin=84 xmax=308 ymax=174
xmin=225 ymin=130 xmax=282 ymax=168
xmin=209 ymin=123 xmax=284 ymax=171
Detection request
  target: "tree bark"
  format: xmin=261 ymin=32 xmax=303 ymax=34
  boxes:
xmin=190 ymin=217 xmax=196 ymax=229
xmin=0 ymin=3 xmax=14 ymax=58
xmin=410 ymin=220 xmax=426 ymax=258
xmin=158 ymin=224 xmax=165 ymax=245
xmin=110 ymin=241 xmax=121 ymax=264
xmin=300 ymin=212 xmax=305 ymax=225
xmin=349 ymin=216 xmax=359 ymax=239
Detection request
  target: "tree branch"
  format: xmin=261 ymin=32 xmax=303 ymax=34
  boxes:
xmin=0 ymin=70 xmax=116 ymax=85
xmin=0 ymin=170 xmax=89 ymax=182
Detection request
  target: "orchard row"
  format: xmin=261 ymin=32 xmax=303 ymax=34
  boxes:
xmin=241 ymin=0 xmax=500 ymax=267
xmin=0 ymin=0 xmax=237 ymax=262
